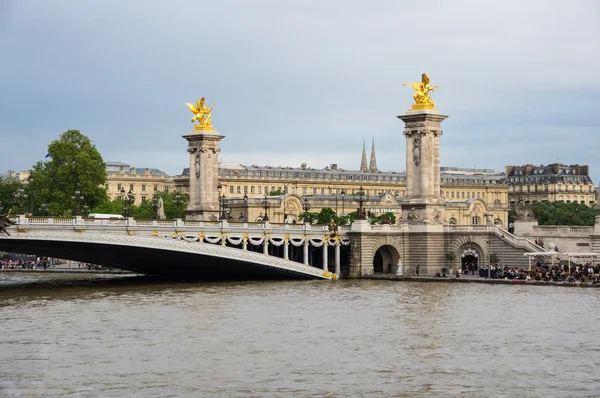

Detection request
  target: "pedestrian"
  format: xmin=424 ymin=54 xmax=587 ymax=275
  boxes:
xmin=415 ymin=264 xmax=420 ymax=276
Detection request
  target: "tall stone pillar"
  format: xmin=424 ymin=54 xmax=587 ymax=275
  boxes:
xmin=183 ymin=127 xmax=223 ymax=221
xmin=398 ymin=109 xmax=448 ymax=274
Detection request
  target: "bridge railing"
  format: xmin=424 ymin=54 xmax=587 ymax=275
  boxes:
xmin=13 ymin=217 xmax=334 ymax=234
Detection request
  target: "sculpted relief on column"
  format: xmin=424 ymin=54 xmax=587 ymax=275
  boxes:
xmin=412 ymin=135 xmax=421 ymax=167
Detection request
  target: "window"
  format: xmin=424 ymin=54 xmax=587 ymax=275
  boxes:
xmin=303 ymin=187 xmax=307 ymax=194
xmin=230 ymin=186 xmax=234 ymax=194
xmin=251 ymin=186 xmax=255 ymax=194
xmin=448 ymin=218 xmax=456 ymax=225
xmin=130 ymin=184 xmax=134 ymax=192
xmin=142 ymin=184 xmax=146 ymax=192
xmin=117 ymin=184 xmax=122 ymax=191
xmin=461 ymin=192 xmax=465 ymax=199
xmin=154 ymin=185 xmax=158 ymax=192
xmin=321 ymin=188 xmax=325 ymax=194
xmin=313 ymin=188 xmax=317 ymax=194
xmin=451 ymin=192 xmax=455 ymax=198
xmin=237 ymin=186 xmax=241 ymax=194
xmin=244 ymin=186 xmax=248 ymax=193
xmin=258 ymin=186 xmax=262 ymax=194
xmin=141 ymin=195 xmax=146 ymax=202
xmin=472 ymin=216 xmax=480 ymax=225
xmin=264 ymin=186 xmax=268 ymax=194
xmin=165 ymin=186 xmax=169 ymax=192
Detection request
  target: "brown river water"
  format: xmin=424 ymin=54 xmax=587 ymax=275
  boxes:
xmin=1 ymin=272 xmax=599 ymax=397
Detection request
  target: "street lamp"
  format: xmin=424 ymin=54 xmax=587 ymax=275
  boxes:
xmin=151 ymin=196 xmax=160 ymax=219
xmin=39 ymin=203 xmax=48 ymax=217
xmin=28 ymin=173 xmax=34 ymax=214
xmin=173 ymin=193 xmax=184 ymax=219
xmin=14 ymin=187 xmax=27 ymax=215
xmin=262 ymin=195 xmax=270 ymax=222
xmin=301 ymin=198 xmax=311 ymax=223
xmin=71 ymin=190 xmax=84 ymax=216
xmin=82 ymin=205 xmax=89 ymax=217
xmin=341 ymin=189 xmax=346 ymax=217
xmin=120 ymin=187 xmax=127 ymax=217
xmin=219 ymin=194 xmax=227 ymax=221
xmin=353 ymin=186 xmax=369 ymax=220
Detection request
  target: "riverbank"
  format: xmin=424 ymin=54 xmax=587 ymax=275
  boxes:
xmin=364 ymin=274 xmax=600 ymax=287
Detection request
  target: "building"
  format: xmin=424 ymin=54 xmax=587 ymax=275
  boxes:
xmin=504 ymin=164 xmax=596 ymax=205
xmin=104 ymin=161 xmax=175 ymax=204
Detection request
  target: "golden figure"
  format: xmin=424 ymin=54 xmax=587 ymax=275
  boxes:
xmin=185 ymin=97 xmax=216 ymax=131
xmin=402 ymin=73 xmax=440 ymax=110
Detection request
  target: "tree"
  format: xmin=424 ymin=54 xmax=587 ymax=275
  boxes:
xmin=268 ymin=190 xmax=284 ymax=196
xmin=489 ymin=252 xmax=500 ymax=264
xmin=298 ymin=211 xmax=319 ymax=224
xmin=528 ymin=201 xmax=596 ymax=226
xmin=0 ymin=176 xmax=21 ymax=215
xmin=28 ymin=130 xmax=108 ymax=216
xmin=316 ymin=207 xmax=337 ymax=225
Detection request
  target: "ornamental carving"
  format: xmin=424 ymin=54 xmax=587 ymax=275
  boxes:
xmin=195 ymin=153 xmax=200 ymax=178
xmin=412 ymin=135 xmax=422 ymax=167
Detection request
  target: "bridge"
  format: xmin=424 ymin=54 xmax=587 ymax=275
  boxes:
xmin=1 ymin=215 xmax=567 ymax=279
xmin=0 ymin=216 xmax=350 ymax=280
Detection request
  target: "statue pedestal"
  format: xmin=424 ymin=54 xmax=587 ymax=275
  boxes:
xmin=183 ymin=128 xmax=224 ymax=221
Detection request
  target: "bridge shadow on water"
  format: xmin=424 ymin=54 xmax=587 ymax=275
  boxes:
xmin=0 ymin=273 xmax=319 ymax=303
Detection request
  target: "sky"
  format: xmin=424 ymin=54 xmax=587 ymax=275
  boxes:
xmin=1 ymin=0 xmax=599 ymax=182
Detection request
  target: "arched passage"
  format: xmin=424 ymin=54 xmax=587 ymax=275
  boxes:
xmin=460 ymin=246 xmax=483 ymax=274
xmin=373 ymin=244 xmax=401 ymax=274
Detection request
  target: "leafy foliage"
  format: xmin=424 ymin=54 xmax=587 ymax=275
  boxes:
xmin=268 ymin=190 xmax=284 ymax=196
xmin=528 ymin=201 xmax=596 ymax=226
xmin=28 ymin=130 xmax=108 ymax=216
xmin=445 ymin=251 xmax=457 ymax=263
xmin=0 ymin=176 xmax=22 ymax=215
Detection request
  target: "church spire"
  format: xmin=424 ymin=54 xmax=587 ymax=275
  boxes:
xmin=360 ymin=140 xmax=368 ymax=172
xmin=369 ymin=138 xmax=378 ymax=172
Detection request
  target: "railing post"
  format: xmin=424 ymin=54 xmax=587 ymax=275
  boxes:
xmin=284 ymin=239 xmax=289 ymax=260
xmin=263 ymin=238 xmax=269 ymax=255
xmin=243 ymin=236 xmax=248 ymax=251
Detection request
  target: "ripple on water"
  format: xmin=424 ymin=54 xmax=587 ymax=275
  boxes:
xmin=1 ymin=278 xmax=600 ymax=396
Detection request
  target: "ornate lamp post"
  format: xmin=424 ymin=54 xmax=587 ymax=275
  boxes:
xmin=262 ymin=195 xmax=270 ymax=222
xmin=120 ymin=187 xmax=127 ymax=217
xmin=302 ymin=198 xmax=311 ymax=223
xmin=71 ymin=190 xmax=84 ymax=216
xmin=219 ymin=194 xmax=227 ymax=221
xmin=151 ymin=196 xmax=160 ymax=219
xmin=39 ymin=203 xmax=48 ymax=217
xmin=127 ymin=190 xmax=135 ymax=217
xmin=82 ymin=205 xmax=89 ymax=217
xmin=14 ymin=187 xmax=27 ymax=215
xmin=217 ymin=183 xmax=223 ymax=220
xmin=341 ymin=189 xmax=346 ymax=217
xmin=353 ymin=186 xmax=369 ymax=220
xmin=173 ymin=193 xmax=184 ymax=219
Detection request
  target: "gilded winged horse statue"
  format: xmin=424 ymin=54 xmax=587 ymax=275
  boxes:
xmin=402 ymin=73 xmax=440 ymax=110
xmin=185 ymin=97 xmax=216 ymax=131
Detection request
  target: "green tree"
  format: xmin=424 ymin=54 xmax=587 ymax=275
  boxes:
xmin=28 ymin=130 xmax=108 ymax=216
xmin=268 ymin=189 xmax=284 ymax=196
xmin=298 ymin=211 xmax=319 ymax=223
xmin=0 ymin=176 xmax=21 ymax=215
xmin=528 ymin=201 xmax=596 ymax=226
xmin=316 ymin=207 xmax=337 ymax=224
xmin=153 ymin=191 xmax=188 ymax=219
xmin=91 ymin=197 xmax=125 ymax=216
xmin=373 ymin=212 xmax=397 ymax=225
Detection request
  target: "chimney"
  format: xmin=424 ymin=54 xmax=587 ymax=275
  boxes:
xmin=300 ymin=163 xmax=307 ymax=170
xmin=330 ymin=164 xmax=338 ymax=170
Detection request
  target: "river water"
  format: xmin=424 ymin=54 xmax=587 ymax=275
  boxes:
xmin=1 ymin=273 xmax=599 ymax=397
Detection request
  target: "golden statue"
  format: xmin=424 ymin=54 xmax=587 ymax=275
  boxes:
xmin=185 ymin=97 xmax=216 ymax=131
xmin=402 ymin=73 xmax=440 ymax=110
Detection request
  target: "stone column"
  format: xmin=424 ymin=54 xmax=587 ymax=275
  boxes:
xmin=303 ymin=240 xmax=309 ymax=265
xmin=263 ymin=239 xmax=269 ymax=255
xmin=322 ymin=241 xmax=328 ymax=271
xmin=284 ymin=240 xmax=289 ymax=260
xmin=335 ymin=241 xmax=341 ymax=276
xmin=398 ymin=110 xmax=448 ymax=275
xmin=183 ymin=129 xmax=224 ymax=221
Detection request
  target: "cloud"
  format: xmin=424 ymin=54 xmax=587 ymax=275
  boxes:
xmin=1 ymin=0 xmax=599 ymax=183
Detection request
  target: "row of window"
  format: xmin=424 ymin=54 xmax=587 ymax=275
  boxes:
xmin=106 ymin=184 xmax=170 ymax=193
xmin=512 ymin=184 xmax=593 ymax=193
xmin=222 ymin=169 xmax=406 ymax=181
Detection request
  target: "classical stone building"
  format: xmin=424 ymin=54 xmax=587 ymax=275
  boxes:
xmin=504 ymin=164 xmax=596 ymax=205
xmin=104 ymin=162 xmax=175 ymax=205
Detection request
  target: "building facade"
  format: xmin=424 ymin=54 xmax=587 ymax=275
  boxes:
xmin=504 ymin=164 xmax=596 ymax=205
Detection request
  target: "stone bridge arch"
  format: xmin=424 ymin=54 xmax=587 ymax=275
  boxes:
xmin=349 ymin=235 xmax=403 ymax=276
xmin=447 ymin=235 xmax=489 ymax=273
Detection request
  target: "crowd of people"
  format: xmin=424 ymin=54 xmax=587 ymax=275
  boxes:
xmin=480 ymin=263 xmax=600 ymax=283
xmin=0 ymin=258 xmax=108 ymax=271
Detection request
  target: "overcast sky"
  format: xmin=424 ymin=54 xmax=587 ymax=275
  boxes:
xmin=1 ymin=0 xmax=599 ymax=182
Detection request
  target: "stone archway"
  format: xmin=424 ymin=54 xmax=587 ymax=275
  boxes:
xmin=373 ymin=244 xmax=401 ymax=274
xmin=284 ymin=194 xmax=304 ymax=224
xmin=460 ymin=247 xmax=480 ymax=273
